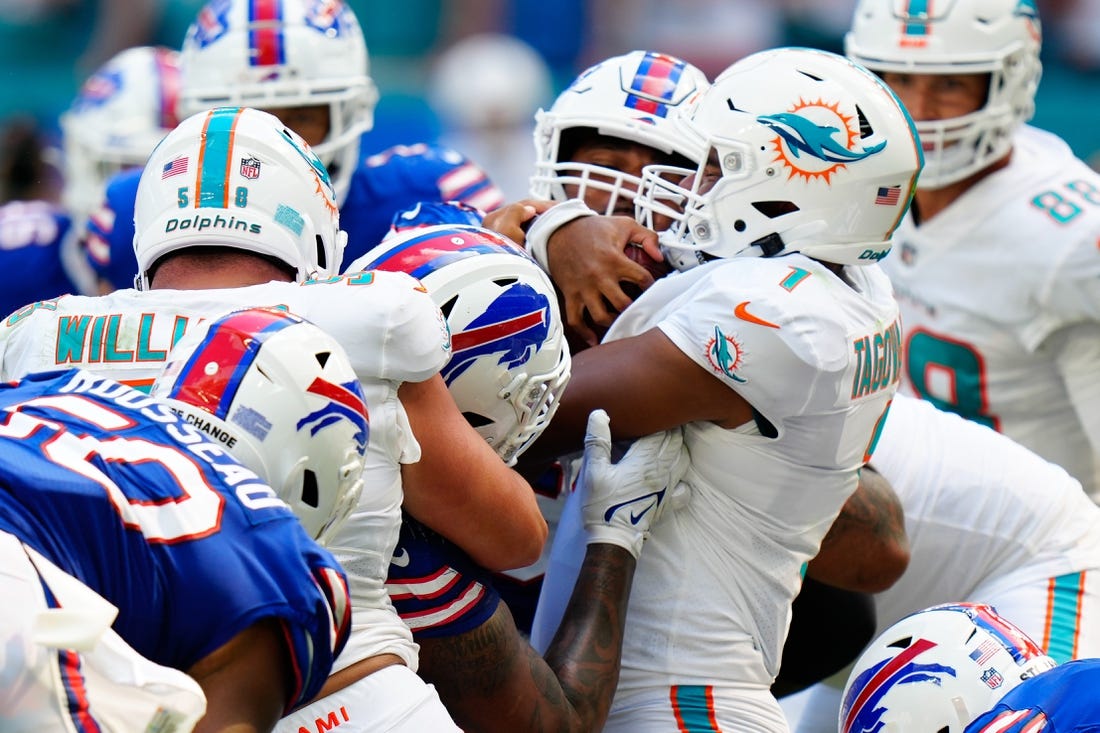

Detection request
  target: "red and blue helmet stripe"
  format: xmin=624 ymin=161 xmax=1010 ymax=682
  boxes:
xmin=153 ymin=48 xmax=181 ymax=130
xmin=249 ymin=0 xmax=286 ymax=66
xmin=937 ymin=603 xmax=1048 ymax=665
xmin=361 ymin=226 xmax=530 ymax=281
xmin=624 ymin=52 xmax=687 ymax=118
xmin=167 ymin=308 xmax=297 ymax=420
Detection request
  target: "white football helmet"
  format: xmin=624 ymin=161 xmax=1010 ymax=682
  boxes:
xmin=151 ymin=307 xmax=368 ymax=544
xmin=634 ymin=47 xmax=924 ymax=270
xmin=845 ymin=0 xmax=1042 ymax=188
xmin=840 ymin=603 xmax=1056 ymax=733
xmin=357 ymin=224 xmax=571 ymax=466
xmin=60 ymin=46 xmax=181 ymax=220
xmin=134 ymin=106 xmax=346 ymax=288
xmin=530 ymin=50 xmax=709 ymax=214
xmin=179 ymin=0 xmax=378 ymax=202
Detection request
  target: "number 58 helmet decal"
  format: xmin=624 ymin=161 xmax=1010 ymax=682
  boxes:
xmin=134 ymin=106 xmax=346 ymax=289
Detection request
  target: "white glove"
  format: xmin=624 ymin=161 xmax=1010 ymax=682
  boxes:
xmin=580 ymin=410 xmax=690 ymax=558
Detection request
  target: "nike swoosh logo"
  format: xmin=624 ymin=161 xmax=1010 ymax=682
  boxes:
xmin=734 ymin=301 xmax=779 ymax=329
xmin=390 ymin=547 xmax=410 ymax=567
xmin=604 ymin=489 xmax=666 ymax=525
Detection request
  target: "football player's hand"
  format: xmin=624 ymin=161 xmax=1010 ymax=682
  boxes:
xmin=546 ymin=216 xmax=664 ymax=346
xmin=580 ymin=409 xmax=690 ymax=558
xmin=482 ymin=198 xmax=556 ymax=245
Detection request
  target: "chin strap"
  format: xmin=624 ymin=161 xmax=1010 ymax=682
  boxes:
xmin=750 ymin=232 xmax=785 ymax=257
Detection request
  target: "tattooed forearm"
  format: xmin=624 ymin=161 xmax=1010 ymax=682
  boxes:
xmin=413 ymin=543 xmax=636 ymax=733
xmin=807 ymin=465 xmax=909 ymax=592
xmin=544 ymin=543 xmax=635 ymax=731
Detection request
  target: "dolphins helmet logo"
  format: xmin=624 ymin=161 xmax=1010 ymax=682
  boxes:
xmin=442 ymin=283 xmax=551 ymax=385
xmin=758 ymin=98 xmax=887 ymax=184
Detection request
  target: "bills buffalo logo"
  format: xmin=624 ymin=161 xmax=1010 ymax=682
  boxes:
xmin=841 ymin=638 xmax=957 ymax=733
xmin=757 ymin=99 xmax=886 ymax=184
xmin=442 ymin=284 xmax=551 ymax=385
xmin=189 ymin=0 xmax=231 ymax=48
xmin=705 ymin=326 xmax=746 ymax=383
xmin=298 ymin=377 xmax=369 ymax=450
xmin=305 ymin=0 xmax=350 ymax=34
xmin=73 ymin=70 xmax=123 ymax=111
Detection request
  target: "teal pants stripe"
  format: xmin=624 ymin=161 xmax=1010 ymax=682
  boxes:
xmin=1046 ymin=571 xmax=1085 ymax=663
xmin=670 ymin=685 xmax=720 ymax=732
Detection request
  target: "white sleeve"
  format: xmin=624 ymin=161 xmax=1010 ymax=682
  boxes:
xmin=523 ymin=199 xmax=597 ymax=272
xmin=1046 ymin=321 xmax=1100 ymax=463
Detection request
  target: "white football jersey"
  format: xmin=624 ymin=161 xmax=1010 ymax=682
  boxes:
xmin=882 ymin=126 xmax=1100 ymax=495
xmin=605 ymin=255 xmax=900 ymax=689
xmin=0 ymin=273 xmax=451 ymax=671
xmin=872 ymin=394 xmax=1100 ymax=632
xmin=782 ymin=394 xmax=1100 ymax=733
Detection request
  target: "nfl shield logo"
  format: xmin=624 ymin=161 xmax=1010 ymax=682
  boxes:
xmin=981 ymin=668 xmax=1004 ymax=689
xmin=240 ymin=156 xmax=261 ymax=180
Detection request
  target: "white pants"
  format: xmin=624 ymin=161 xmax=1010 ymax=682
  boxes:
xmin=276 ymin=664 xmax=461 ymax=733
xmin=0 ymin=532 xmax=206 ymax=732
xmin=783 ymin=568 xmax=1100 ymax=733
xmin=604 ymin=684 xmax=790 ymax=733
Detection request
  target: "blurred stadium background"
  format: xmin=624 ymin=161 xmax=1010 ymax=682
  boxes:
xmin=1 ymin=0 xmax=1097 ymax=204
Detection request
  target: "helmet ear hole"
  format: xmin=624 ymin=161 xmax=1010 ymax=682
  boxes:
xmin=751 ymin=201 xmax=800 ymax=219
xmin=301 ymin=469 xmax=320 ymax=509
xmin=856 ymin=105 xmax=873 ymax=138
xmin=316 ymin=235 xmax=327 ymax=270
xmin=462 ymin=411 xmax=493 ymax=429
xmin=315 ymin=351 xmax=330 ymax=368
xmin=439 ymin=295 xmax=458 ymax=319
xmin=887 ymin=635 xmax=913 ymax=649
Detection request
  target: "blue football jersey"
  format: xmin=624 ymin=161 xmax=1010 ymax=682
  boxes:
xmin=0 ymin=369 xmax=350 ymax=709
xmin=966 ymin=660 xmax=1100 ymax=732
xmin=386 ymin=512 xmax=501 ymax=638
xmin=341 ymin=142 xmax=503 ymax=265
xmin=87 ymin=137 xmax=503 ymax=289
xmin=83 ymin=167 xmax=142 ymax=292
xmin=0 ymin=201 xmax=79 ymax=316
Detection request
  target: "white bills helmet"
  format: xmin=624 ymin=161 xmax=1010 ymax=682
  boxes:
xmin=530 ymin=50 xmax=708 ymax=214
xmin=358 ymin=224 xmax=571 ymax=465
xmin=60 ymin=46 xmax=181 ymax=220
xmin=152 ymin=307 xmax=368 ymax=544
xmin=134 ymin=106 xmax=346 ymax=288
xmin=179 ymin=0 xmax=378 ymax=202
xmin=840 ymin=603 xmax=1056 ymax=733
xmin=845 ymin=0 xmax=1042 ymax=188
xmin=634 ymin=47 xmax=923 ymax=270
